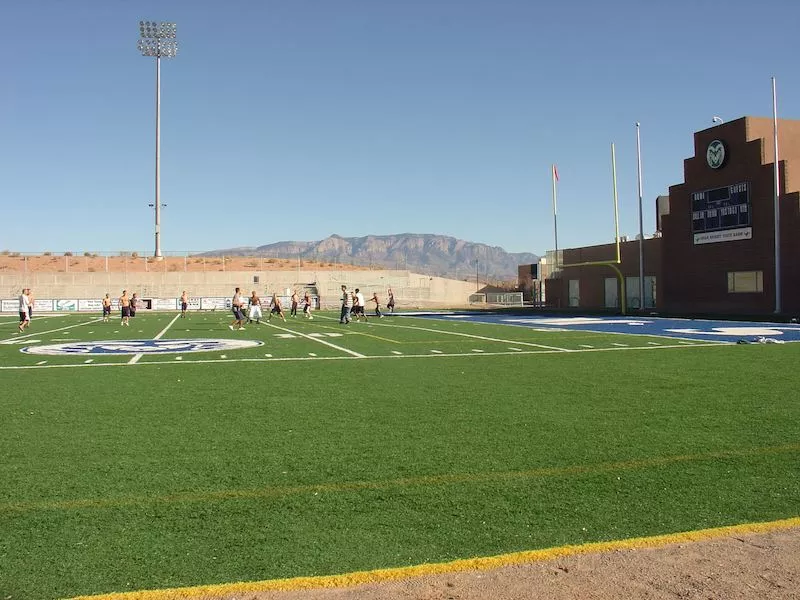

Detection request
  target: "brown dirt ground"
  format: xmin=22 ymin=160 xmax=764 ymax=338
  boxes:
xmin=155 ymin=527 xmax=800 ymax=600
xmin=0 ymin=255 xmax=372 ymax=274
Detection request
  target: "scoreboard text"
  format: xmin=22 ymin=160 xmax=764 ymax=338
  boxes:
xmin=691 ymin=182 xmax=750 ymax=233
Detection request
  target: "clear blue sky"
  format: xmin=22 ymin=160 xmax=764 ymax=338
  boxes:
xmin=2 ymin=0 xmax=798 ymax=255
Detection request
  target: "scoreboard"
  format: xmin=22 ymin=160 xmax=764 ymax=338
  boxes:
xmin=691 ymin=182 xmax=750 ymax=234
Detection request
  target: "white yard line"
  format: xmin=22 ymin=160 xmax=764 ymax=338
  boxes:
xmin=128 ymin=313 xmax=182 ymax=365
xmin=367 ymin=320 xmax=573 ymax=352
xmin=265 ymin=321 xmax=365 ymax=358
xmin=0 ymin=318 xmax=102 ymax=344
xmin=0 ymin=315 xmax=61 ymax=326
xmin=0 ymin=342 xmax=732 ymax=371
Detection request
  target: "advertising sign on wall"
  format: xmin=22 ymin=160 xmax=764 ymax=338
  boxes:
xmin=79 ymin=299 xmax=104 ymax=312
xmin=152 ymin=298 xmax=178 ymax=311
xmin=200 ymin=297 xmax=229 ymax=310
xmin=33 ymin=299 xmax=55 ymax=312
xmin=56 ymin=299 xmax=78 ymax=312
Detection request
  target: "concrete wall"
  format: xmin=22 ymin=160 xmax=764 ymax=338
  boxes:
xmin=1 ymin=269 xmax=476 ymax=309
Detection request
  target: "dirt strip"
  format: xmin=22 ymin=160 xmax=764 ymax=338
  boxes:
xmin=207 ymin=527 xmax=800 ymax=600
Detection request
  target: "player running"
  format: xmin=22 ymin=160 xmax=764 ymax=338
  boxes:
xmin=268 ymin=293 xmax=287 ymax=322
xmin=370 ymin=292 xmax=383 ymax=318
xmin=229 ymin=287 xmax=246 ymax=330
xmin=303 ymin=291 xmax=314 ymax=320
xmin=353 ymin=288 xmax=368 ymax=322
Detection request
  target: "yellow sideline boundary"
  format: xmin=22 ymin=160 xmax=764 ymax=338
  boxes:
xmin=66 ymin=516 xmax=800 ymax=600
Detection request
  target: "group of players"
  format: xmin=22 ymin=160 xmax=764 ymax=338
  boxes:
xmin=100 ymin=290 xmax=192 ymax=325
xmin=229 ymin=288 xmax=314 ymax=331
xmin=15 ymin=285 xmax=395 ymax=332
xmin=339 ymin=286 xmax=395 ymax=324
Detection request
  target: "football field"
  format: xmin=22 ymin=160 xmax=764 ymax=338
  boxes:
xmin=1 ymin=311 xmax=798 ymax=599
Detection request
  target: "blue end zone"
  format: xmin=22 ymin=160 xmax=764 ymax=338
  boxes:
xmin=406 ymin=313 xmax=800 ymax=344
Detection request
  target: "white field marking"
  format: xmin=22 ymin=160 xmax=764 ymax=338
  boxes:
xmin=84 ymin=359 xmax=93 ymax=364
xmin=0 ymin=342 xmax=734 ymax=371
xmin=648 ymin=341 xmax=661 ymax=345
xmin=265 ymin=321 xmax=365 ymax=358
xmin=366 ymin=320 xmax=572 ymax=352
xmin=275 ymin=333 xmax=296 ymax=339
xmin=128 ymin=313 xmax=182 ymax=365
xmin=2 ymin=339 xmax=42 ymax=345
xmin=611 ymin=343 xmax=629 ymax=347
xmin=391 ymin=350 xmax=403 ymax=355
xmin=308 ymin=353 xmax=317 ymax=357
xmin=175 ymin=356 xmax=183 ymax=361
xmin=471 ymin=349 xmax=484 ymax=353
xmin=579 ymin=344 xmax=594 ymax=348
xmin=0 ymin=315 xmax=61 ymax=326
xmin=508 ymin=347 xmax=522 ymax=351
xmin=415 ymin=314 xmax=725 ymax=346
xmin=220 ymin=355 xmax=227 ymax=359
xmin=430 ymin=349 xmax=443 ymax=354
xmin=88 ymin=331 xmax=94 ymax=334
xmin=0 ymin=318 xmax=103 ymax=345
xmin=36 ymin=361 xmax=47 ymax=365
xmin=264 ymin=353 xmax=272 ymax=358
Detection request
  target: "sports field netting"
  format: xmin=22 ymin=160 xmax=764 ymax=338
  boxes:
xmin=1 ymin=311 xmax=798 ymax=599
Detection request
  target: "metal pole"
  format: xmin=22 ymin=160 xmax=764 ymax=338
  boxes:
xmin=612 ymin=143 xmax=625 ymax=314
xmin=476 ymin=260 xmax=479 ymax=292
xmin=551 ymin=165 xmax=559 ymax=270
xmin=154 ymin=55 xmax=162 ymax=259
xmin=612 ymin=144 xmax=620 ymax=262
xmin=772 ymin=77 xmax=781 ymax=314
xmin=636 ymin=122 xmax=645 ymax=310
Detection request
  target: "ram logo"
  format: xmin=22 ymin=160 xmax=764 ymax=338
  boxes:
xmin=706 ymin=140 xmax=726 ymax=169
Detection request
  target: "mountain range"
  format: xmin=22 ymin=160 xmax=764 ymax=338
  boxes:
xmin=205 ymin=234 xmax=538 ymax=281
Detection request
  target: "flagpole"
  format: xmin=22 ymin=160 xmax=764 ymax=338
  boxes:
xmin=552 ymin=164 xmax=559 ymax=270
xmin=772 ymin=77 xmax=781 ymax=314
xmin=636 ymin=122 xmax=645 ymax=311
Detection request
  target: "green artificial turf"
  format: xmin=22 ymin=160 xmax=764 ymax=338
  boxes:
xmin=0 ymin=313 xmax=798 ymax=599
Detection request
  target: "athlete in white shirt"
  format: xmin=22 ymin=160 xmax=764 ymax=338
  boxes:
xmin=18 ymin=289 xmax=30 ymax=333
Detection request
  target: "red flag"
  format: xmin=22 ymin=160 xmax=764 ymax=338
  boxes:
xmin=553 ymin=164 xmax=559 ymax=182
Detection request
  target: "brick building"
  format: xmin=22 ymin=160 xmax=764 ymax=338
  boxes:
xmin=537 ymin=116 xmax=800 ymax=315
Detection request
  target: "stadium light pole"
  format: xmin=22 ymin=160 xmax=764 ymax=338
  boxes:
xmin=138 ymin=21 xmax=178 ymax=260
xmin=635 ymin=122 xmax=645 ymax=310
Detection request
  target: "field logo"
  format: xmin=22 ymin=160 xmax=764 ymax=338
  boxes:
xmin=21 ymin=339 xmax=263 ymax=356
xmin=707 ymin=140 xmax=726 ymax=169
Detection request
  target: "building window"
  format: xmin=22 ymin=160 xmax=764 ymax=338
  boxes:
xmin=568 ymin=280 xmax=580 ymax=307
xmin=727 ymin=271 xmax=763 ymax=293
